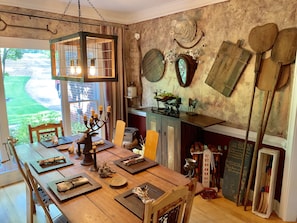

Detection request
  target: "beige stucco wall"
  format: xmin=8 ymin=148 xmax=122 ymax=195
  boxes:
xmin=126 ymin=0 xmax=297 ymax=139
xmin=1 ymin=1 xmax=297 ymax=220
xmin=0 ymin=0 xmax=296 ymax=139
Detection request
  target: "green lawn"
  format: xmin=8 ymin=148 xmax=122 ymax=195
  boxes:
xmin=4 ymin=75 xmax=61 ymax=143
xmin=4 ymin=76 xmax=49 ymax=125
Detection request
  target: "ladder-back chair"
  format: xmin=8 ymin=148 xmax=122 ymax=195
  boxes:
xmin=7 ymin=138 xmax=53 ymax=223
xmin=143 ymin=178 xmax=197 ymax=223
xmin=143 ymin=130 xmax=159 ymax=161
xmin=28 ymin=120 xmax=64 ymax=143
xmin=113 ymin=120 xmax=126 ymax=147
xmin=24 ymin=162 xmax=69 ymax=223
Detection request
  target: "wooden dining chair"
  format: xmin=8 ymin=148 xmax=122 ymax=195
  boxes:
xmin=24 ymin=162 xmax=69 ymax=223
xmin=113 ymin=120 xmax=126 ymax=147
xmin=7 ymin=138 xmax=53 ymax=223
xmin=143 ymin=178 xmax=197 ymax=223
xmin=143 ymin=130 xmax=159 ymax=161
xmin=28 ymin=120 xmax=64 ymax=143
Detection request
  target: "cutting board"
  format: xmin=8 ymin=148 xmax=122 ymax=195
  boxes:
xmin=205 ymin=40 xmax=252 ymax=97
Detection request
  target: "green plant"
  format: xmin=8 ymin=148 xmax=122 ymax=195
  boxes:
xmin=12 ymin=111 xmax=61 ymax=144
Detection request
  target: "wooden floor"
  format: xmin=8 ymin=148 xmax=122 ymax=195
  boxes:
xmin=0 ymin=181 xmax=286 ymax=223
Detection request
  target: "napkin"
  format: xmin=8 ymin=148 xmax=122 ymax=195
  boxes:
xmin=123 ymin=156 xmax=145 ymax=166
xmin=57 ymin=176 xmax=89 ymax=192
xmin=132 ymin=185 xmax=155 ymax=204
xmin=51 ymin=135 xmax=59 ymax=145
xmin=38 ymin=156 xmax=66 ymax=166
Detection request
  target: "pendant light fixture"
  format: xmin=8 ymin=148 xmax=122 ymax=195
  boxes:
xmin=50 ymin=0 xmax=118 ymax=82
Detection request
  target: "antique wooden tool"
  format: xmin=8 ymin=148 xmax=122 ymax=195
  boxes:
xmin=243 ymin=27 xmax=297 ymax=210
xmin=256 ymin=57 xmax=290 ymax=91
xmin=236 ymin=23 xmax=278 ymax=206
xmin=205 ymin=40 xmax=252 ymax=97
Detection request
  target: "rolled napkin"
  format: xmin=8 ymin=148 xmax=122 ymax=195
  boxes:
xmin=123 ymin=156 xmax=145 ymax=166
xmin=57 ymin=176 xmax=89 ymax=192
xmin=92 ymin=139 xmax=105 ymax=149
xmin=68 ymin=141 xmax=76 ymax=154
xmin=132 ymin=185 xmax=155 ymax=204
xmin=38 ymin=156 xmax=66 ymax=166
xmin=92 ymin=139 xmax=105 ymax=146
xmin=51 ymin=135 xmax=59 ymax=145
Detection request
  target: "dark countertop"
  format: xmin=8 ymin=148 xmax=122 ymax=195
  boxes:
xmin=129 ymin=107 xmax=224 ymax=128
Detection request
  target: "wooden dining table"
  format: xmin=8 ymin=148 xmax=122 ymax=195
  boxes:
xmin=16 ymin=136 xmax=191 ymax=223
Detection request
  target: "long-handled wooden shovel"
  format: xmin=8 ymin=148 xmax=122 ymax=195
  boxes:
xmin=257 ymin=57 xmax=290 ymax=91
xmin=243 ymin=27 xmax=297 ymax=210
xmin=236 ymin=23 xmax=278 ymax=206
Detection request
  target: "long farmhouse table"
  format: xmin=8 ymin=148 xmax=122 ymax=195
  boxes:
xmin=16 ymin=138 xmax=190 ymax=223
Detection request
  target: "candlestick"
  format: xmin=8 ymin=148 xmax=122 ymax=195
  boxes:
xmin=78 ymin=106 xmax=111 ymax=170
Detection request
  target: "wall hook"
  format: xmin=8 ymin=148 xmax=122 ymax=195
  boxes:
xmin=0 ymin=17 xmax=57 ymax=34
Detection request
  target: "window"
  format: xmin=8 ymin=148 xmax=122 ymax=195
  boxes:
xmin=1 ymin=48 xmax=62 ymax=144
xmin=0 ymin=38 xmax=108 ymax=186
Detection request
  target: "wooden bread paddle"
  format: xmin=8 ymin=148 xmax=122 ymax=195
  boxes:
xmin=236 ymin=23 xmax=278 ymax=206
xmin=257 ymin=57 xmax=290 ymax=91
xmin=243 ymin=27 xmax=297 ymax=210
xmin=261 ymin=27 xmax=297 ymax=136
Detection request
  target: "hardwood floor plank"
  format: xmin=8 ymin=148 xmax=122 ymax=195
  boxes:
xmin=0 ymin=182 xmax=286 ymax=223
xmin=0 ymin=182 xmax=62 ymax=223
xmin=190 ymin=193 xmax=284 ymax=223
xmin=1 ymin=182 xmax=25 ymax=223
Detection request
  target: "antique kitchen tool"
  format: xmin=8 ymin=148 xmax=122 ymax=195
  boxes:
xmin=136 ymin=33 xmax=143 ymax=106
xmin=243 ymin=27 xmax=297 ymax=210
xmin=256 ymin=57 xmax=290 ymax=91
xmin=236 ymin=23 xmax=278 ymax=206
xmin=205 ymin=40 xmax=252 ymax=97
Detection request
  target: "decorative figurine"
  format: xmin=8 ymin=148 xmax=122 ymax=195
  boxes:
xmin=98 ymin=162 xmax=115 ymax=178
xmin=184 ymin=158 xmax=198 ymax=178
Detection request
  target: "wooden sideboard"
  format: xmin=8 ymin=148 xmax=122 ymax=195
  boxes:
xmin=128 ymin=107 xmax=224 ymax=173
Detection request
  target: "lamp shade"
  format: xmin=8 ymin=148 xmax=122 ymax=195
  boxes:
xmin=50 ymin=32 xmax=118 ymax=82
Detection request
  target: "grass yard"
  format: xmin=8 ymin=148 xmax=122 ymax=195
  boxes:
xmin=4 ymin=75 xmax=49 ymax=125
xmin=4 ymin=75 xmax=61 ymax=143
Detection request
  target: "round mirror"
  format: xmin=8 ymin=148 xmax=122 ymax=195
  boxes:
xmin=175 ymin=54 xmax=197 ymax=87
xmin=142 ymin=49 xmax=165 ymax=82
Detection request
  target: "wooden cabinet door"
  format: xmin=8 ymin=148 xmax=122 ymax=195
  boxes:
xmin=161 ymin=116 xmax=181 ymax=172
xmin=146 ymin=113 xmax=181 ymax=172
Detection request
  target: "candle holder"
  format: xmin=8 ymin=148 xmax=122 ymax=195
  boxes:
xmin=77 ymin=106 xmax=111 ymax=170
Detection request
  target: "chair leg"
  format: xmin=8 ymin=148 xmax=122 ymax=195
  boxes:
xmin=26 ymin=187 xmax=34 ymax=223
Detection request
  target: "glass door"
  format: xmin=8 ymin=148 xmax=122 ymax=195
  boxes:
xmin=0 ymin=48 xmax=62 ymax=186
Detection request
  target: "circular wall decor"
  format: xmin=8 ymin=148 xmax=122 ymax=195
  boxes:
xmin=142 ymin=49 xmax=165 ymax=82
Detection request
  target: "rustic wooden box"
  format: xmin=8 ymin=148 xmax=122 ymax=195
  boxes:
xmin=252 ymin=148 xmax=280 ymax=218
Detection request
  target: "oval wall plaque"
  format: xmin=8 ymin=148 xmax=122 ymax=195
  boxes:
xmin=142 ymin=49 xmax=165 ymax=82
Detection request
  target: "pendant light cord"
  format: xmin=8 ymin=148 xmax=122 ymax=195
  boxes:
xmin=78 ymin=0 xmax=82 ymax=31
xmin=86 ymin=0 xmax=105 ymax=21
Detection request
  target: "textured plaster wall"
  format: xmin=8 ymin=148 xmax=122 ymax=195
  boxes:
xmin=0 ymin=0 xmax=296 ymax=139
xmin=126 ymin=0 xmax=297 ymax=139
